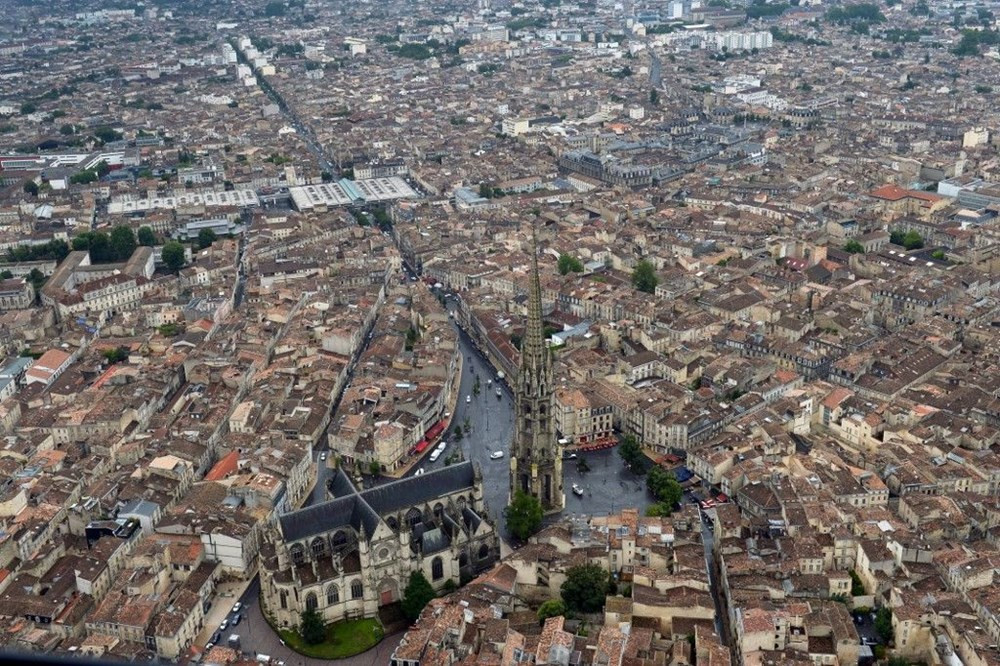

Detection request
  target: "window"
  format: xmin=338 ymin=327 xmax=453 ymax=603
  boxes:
xmin=432 ymin=556 xmax=444 ymax=581
xmin=326 ymin=585 xmax=339 ymax=605
xmin=305 ymin=592 xmax=317 ymax=612
xmin=290 ymin=543 xmax=304 ymax=565
xmin=351 ymin=580 xmax=363 ymax=599
xmin=331 ymin=530 xmax=348 ymax=549
xmin=311 ymin=537 xmax=325 ymax=557
xmin=478 ymin=544 xmax=490 ymax=560
xmin=280 ymin=591 xmax=287 ymax=609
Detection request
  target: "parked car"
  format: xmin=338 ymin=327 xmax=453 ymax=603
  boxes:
xmin=490 ymin=450 xmax=504 ymax=460
xmin=414 ymin=467 xmax=425 ymax=476
xmin=232 ymin=613 xmax=241 ymax=626
xmin=232 ymin=602 xmax=242 ymax=614
xmin=219 ymin=619 xmax=228 ymax=631
xmin=319 ymin=452 xmax=327 ymax=461
xmin=572 ymin=484 xmax=584 ymax=496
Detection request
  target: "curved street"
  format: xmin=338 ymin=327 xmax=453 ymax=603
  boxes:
xmin=219 ymin=576 xmax=403 ymax=665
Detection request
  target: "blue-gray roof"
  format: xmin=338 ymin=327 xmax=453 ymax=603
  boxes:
xmin=278 ymin=461 xmax=477 ymax=543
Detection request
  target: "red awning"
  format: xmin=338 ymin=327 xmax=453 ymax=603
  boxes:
xmin=414 ymin=440 xmax=430 ymax=453
xmin=425 ymin=420 xmax=446 ymax=440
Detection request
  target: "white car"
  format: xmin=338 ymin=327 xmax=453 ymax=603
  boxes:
xmin=572 ymin=484 xmax=584 ymax=496
xmin=219 ymin=619 xmax=228 ymax=631
xmin=232 ymin=602 xmax=242 ymax=614
xmin=319 ymin=452 xmax=327 ymax=461
xmin=490 ymin=450 xmax=504 ymax=460
xmin=414 ymin=468 xmax=425 ymax=476
xmin=466 ymin=395 xmax=471 ymax=403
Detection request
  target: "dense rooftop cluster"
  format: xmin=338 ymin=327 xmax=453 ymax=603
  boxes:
xmin=2 ymin=0 xmax=1000 ymax=663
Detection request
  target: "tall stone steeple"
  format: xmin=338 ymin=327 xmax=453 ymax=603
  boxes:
xmin=509 ymin=222 xmax=564 ymax=513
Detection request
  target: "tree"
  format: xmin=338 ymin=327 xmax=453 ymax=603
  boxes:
xmin=849 ymin=570 xmax=866 ymax=596
xmin=505 ymin=490 xmax=543 ymax=541
xmin=558 ymin=253 xmax=584 ymax=275
xmin=162 ymin=241 xmax=185 ymax=272
xmin=137 ymin=226 xmax=156 ymax=246
xmin=874 ymin=607 xmax=893 ymax=643
xmin=23 ymin=181 xmax=38 ymax=197
xmin=649 ymin=89 xmax=659 ymax=105
xmin=265 ymin=1 xmax=286 ymax=16
xmin=537 ymin=599 xmax=567 ymax=622
xmin=843 ymin=240 xmax=864 ymax=254
xmin=0 ymin=270 xmax=12 ymax=279
xmin=645 ymin=502 xmax=675 ymax=517
xmin=902 ymin=230 xmax=924 ymax=250
xmin=369 ymin=460 xmax=381 ymax=476
xmin=402 ymin=571 xmax=436 ymax=621
xmin=299 ymin=606 xmax=326 ymax=645
xmin=561 ymin=564 xmax=610 ymax=613
xmin=19 ymin=102 xmax=36 ymax=115
xmin=631 ymin=259 xmax=659 ymax=294
xmin=647 ymin=467 xmax=682 ymax=508
xmin=110 ymin=225 xmax=137 ymax=261
xmin=197 ymin=228 xmax=217 ymax=249
xmin=102 ymin=347 xmax=129 ymax=364
xmin=619 ymin=434 xmax=645 ymax=470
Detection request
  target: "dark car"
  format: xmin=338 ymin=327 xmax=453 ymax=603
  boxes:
xmin=211 ymin=631 xmax=221 ymax=644
xmin=232 ymin=613 xmax=241 ymax=626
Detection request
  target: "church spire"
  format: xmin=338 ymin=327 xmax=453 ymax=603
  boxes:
xmin=509 ymin=220 xmax=564 ymax=514
xmin=521 ymin=222 xmax=549 ymax=378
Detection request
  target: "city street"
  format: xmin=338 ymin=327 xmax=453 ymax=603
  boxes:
xmin=407 ymin=308 xmax=655 ymax=531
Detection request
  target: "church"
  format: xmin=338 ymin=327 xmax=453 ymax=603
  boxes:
xmin=259 ymin=461 xmax=499 ymax=628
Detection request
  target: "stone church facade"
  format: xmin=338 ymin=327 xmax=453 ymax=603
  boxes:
xmin=260 ymin=461 xmax=499 ymax=627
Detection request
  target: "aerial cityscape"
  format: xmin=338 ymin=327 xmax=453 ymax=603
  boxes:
xmin=0 ymin=0 xmax=1000 ymax=664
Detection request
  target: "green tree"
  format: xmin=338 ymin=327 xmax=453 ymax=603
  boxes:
xmin=299 ymin=606 xmax=326 ymax=645
xmin=0 ymin=270 xmax=12 ymax=279
xmin=197 ymin=228 xmax=217 ymax=249
xmin=902 ymin=230 xmax=924 ymax=250
xmin=849 ymin=570 xmax=866 ymax=596
xmin=874 ymin=607 xmax=893 ymax=643
xmin=645 ymin=502 xmax=675 ymax=517
xmin=137 ymin=226 xmax=156 ymax=246
xmin=369 ymin=460 xmax=381 ymax=476
xmin=631 ymin=259 xmax=659 ymax=294
xmin=844 ymin=240 xmax=864 ymax=254
xmin=23 ymin=181 xmax=38 ymax=197
xmin=102 ymin=347 xmax=129 ymax=364
xmin=537 ymin=599 xmax=567 ymax=622
xmin=110 ymin=225 xmax=137 ymax=260
xmin=558 ymin=253 xmax=584 ymax=275
xmin=19 ymin=102 xmax=36 ymax=115
xmin=618 ymin=434 xmax=645 ymax=470
xmin=162 ymin=241 xmax=185 ymax=272
xmin=70 ymin=170 xmax=98 ymax=185
xmin=505 ymin=490 xmax=543 ymax=541
xmin=401 ymin=571 xmax=436 ymax=621
xmin=649 ymin=89 xmax=659 ymax=105
xmin=561 ymin=564 xmax=610 ymax=613
xmin=265 ymin=1 xmax=286 ymax=16
xmin=647 ymin=467 xmax=683 ymax=507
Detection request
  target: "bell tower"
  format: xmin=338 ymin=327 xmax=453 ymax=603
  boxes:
xmin=509 ymin=223 xmax=564 ymax=513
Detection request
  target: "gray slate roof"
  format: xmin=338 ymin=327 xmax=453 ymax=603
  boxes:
xmin=278 ymin=461 xmax=477 ymax=543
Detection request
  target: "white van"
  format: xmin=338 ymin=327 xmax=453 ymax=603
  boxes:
xmin=429 ymin=442 xmax=447 ymax=462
